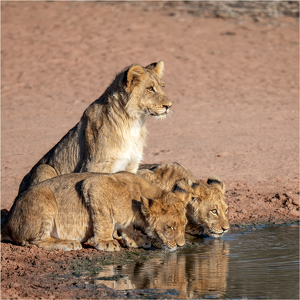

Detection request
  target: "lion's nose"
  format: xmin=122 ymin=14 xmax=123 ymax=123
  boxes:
xmin=177 ymin=241 xmax=185 ymax=247
xmin=176 ymin=237 xmax=186 ymax=247
xmin=161 ymin=97 xmax=172 ymax=109
xmin=222 ymin=226 xmax=230 ymax=232
xmin=163 ymin=103 xmax=172 ymax=110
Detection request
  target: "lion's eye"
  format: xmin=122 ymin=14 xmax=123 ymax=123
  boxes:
xmin=225 ymin=208 xmax=228 ymax=213
xmin=170 ymin=227 xmax=175 ymax=231
xmin=211 ymin=209 xmax=218 ymax=215
xmin=147 ymin=87 xmax=155 ymax=93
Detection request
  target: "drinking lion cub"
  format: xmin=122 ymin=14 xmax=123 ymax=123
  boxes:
xmin=18 ymin=61 xmax=171 ymax=195
xmin=2 ymin=172 xmax=189 ymax=251
xmin=138 ymin=162 xmax=230 ymax=238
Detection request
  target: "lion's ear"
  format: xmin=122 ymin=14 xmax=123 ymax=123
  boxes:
xmin=190 ymin=181 xmax=205 ymax=202
xmin=172 ymin=184 xmax=187 ymax=194
xmin=207 ymin=176 xmax=225 ymax=195
xmin=154 ymin=61 xmax=164 ymax=78
xmin=140 ymin=196 xmax=153 ymax=217
xmin=190 ymin=181 xmax=200 ymax=195
xmin=145 ymin=61 xmax=164 ymax=78
xmin=173 ymin=180 xmax=190 ymax=192
xmin=187 ymin=179 xmax=193 ymax=187
xmin=126 ymin=65 xmax=145 ymax=90
xmin=172 ymin=182 xmax=190 ymax=205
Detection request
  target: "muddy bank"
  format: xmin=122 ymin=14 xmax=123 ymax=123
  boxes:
xmin=1 ymin=222 xmax=299 ymax=299
xmin=1 ymin=183 xmax=298 ymax=299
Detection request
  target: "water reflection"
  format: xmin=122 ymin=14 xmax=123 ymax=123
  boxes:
xmin=89 ymin=226 xmax=299 ymax=299
xmin=94 ymin=238 xmax=230 ymax=298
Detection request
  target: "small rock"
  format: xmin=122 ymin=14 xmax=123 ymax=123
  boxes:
xmin=217 ymin=152 xmax=229 ymax=157
xmin=289 ymin=209 xmax=299 ymax=218
xmin=290 ymin=195 xmax=300 ymax=206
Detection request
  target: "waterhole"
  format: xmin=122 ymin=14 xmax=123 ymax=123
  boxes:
xmin=88 ymin=225 xmax=299 ymax=299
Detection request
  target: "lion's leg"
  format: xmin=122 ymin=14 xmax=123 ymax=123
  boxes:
xmin=10 ymin=187 xmax=82 ymax=251
xmin=31 ymin=237 xmax=82 ymax=251
xmin=83 ymin=189 xmax=120 ymax=252
xmin=92 ymin=210 xmax=120 ymax=252
xmin=121 ymin=225 xmax=151 ymax=249
xmin=27 ymin=188 xmax=81 ymax=251
xmin=85 ymin=229 xmax=122 ymax=247
xmin=30 ymin=164 xmax=58 ymax=187
xmin=28 ymin=187 xmax=82 ymax=251
xmin=92 ymin=222 xmax=120 ymax=252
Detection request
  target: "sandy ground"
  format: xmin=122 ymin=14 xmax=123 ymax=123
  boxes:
xmin=1 ymin=2 xmax=299 ymax=299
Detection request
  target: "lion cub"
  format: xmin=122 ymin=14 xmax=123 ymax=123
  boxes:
xmin=19 ymin=61 xmax=172 ymax=195
xmin=138 ymin=162 xmax=230 ymax=238
xmin=2 ymin=172 xmax=189 ymax=252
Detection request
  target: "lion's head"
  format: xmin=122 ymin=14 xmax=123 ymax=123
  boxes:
xmin=140 ymin=187 xmax=189 ymax=251
xmin=186 ymin=176 xmax=229 ymax=238
xmin=123 ymin=61 xmax=172 ymax=119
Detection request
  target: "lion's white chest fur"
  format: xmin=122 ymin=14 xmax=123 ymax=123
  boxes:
xmin=112 ymin=119 xmax=146 ymax=173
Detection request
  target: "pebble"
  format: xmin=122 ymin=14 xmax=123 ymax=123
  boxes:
xmin=217 ymin=152 xmax=229 ymax=157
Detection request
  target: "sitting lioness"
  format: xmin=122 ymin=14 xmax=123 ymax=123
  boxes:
xmin=138 ymin=162 xmax=230 ymax=238
xmin=2 ymin=172 xmax=189 ymax=252
xmin=18 ymin=61 xmax=171 ymax=195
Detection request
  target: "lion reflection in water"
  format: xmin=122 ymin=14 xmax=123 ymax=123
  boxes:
xmin=94 ymin=238 xmax=230 ymax=298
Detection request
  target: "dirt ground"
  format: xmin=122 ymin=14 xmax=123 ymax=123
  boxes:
xmin=1 ymin=2 xmax=299 ymax=299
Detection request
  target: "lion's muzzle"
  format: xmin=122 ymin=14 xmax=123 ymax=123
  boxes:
xmin=162 ymin=98 xmax=172 ymax=110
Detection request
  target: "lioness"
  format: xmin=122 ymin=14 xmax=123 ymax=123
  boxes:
xmin=138 ymin=162 xmax=230 ymax=238
xmin=2 ymin=172 xmax=189 ymax=252
xmin=18 ymin=61 xmax=171 ymax=195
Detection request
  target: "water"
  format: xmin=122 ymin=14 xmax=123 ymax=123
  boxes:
xmin=91 ymin=225 xmax=299 ymax=299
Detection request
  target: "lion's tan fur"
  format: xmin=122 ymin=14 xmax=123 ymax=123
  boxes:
xmin=2 ymin=172 xmax=189 ymax=251
xmin=138 ymin=162 xmax=198 ymax=191
xmin=138 ymin=162 xmax=230 ymax=238
xmin=18 ymin=61 xmax=171 ymax=195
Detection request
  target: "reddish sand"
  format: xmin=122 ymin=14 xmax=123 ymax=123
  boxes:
xmin=1 ymin=2 xmax=299 ymax=299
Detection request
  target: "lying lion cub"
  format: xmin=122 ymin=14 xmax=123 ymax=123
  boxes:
xmin=2 ymin=172 xmax=189 ymax=251
xmin=18 ymin=61 xmax=171 ymax=195
xmin=138 ymin=162 xmax=230 ymax=238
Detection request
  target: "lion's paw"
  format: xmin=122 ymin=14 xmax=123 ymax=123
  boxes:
xmin=58 ymin=240 xmax=82 ymax=251
xmin=86 ymin=236 xmax=95 ymax=246
xmin=96 ymin=240 xmax=120 ymax=252
xmin=137 ymin=236 xmax=151 ymax=249
xmin=125 ymin=236 xmax=151 ymax=249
